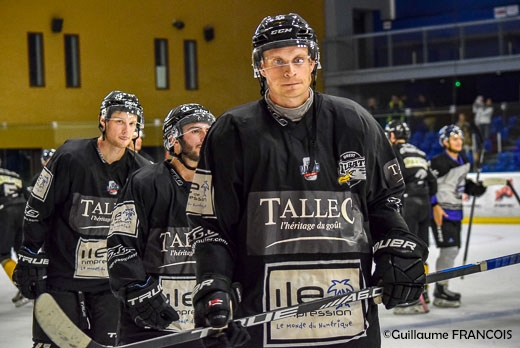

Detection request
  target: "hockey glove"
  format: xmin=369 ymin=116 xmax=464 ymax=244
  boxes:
xmin=466 ymin=180 xmax=486 ymax=197
xmin=193 ymin=275 xmax=250 ymax=347
xmin=125 ymin=277 xmax=179 ymax=329
xmin=12 ymin=246 xmax=48 ymax=299
xmin=372 ymin=235 xmax=428 ymax=309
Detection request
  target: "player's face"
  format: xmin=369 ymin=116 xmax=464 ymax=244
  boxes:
xmin=129 ymin=134 xmax=142 ymax=151
xmin=105 ymin=111 xmax=139 ymax=149
xmin=179 ymin=122 xmax=211 ymax=161
xmin=260 ymin=46 xmax=316 ymax=108
xmin=445 ymin=134 xmax=463 ymax=153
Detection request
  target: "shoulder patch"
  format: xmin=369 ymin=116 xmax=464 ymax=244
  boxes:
xmin=337 ymin=151 xmax=366 ymax=187
xmin=186 ymin=170 xmax=214 ymax=216
xmin=32 ymin=167 xmax=53 ymax=202
xmin=109 ymin=202 xmax=138 ymax=237
xmin=384 ymin=158 xmax=404 ymax=188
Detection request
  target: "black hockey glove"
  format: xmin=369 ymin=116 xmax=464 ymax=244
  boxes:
xmin=125 ymin=277 xmax=179 ymax=329
xmin=193 ymin=275 xmax=250 ymax=347
xmin=466 ymin=179 xmax=486 ymax=197
xmin=12 ymin=246 xmax=48 ymax=299
xmin=372 ymin=235 xmax=428 ymax=309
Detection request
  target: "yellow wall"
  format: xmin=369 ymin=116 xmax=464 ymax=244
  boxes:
xmin=0 ymin=0 xmax=325 ymax=148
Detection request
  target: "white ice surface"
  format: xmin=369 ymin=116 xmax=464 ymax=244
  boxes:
xmin=0 ymin=224 xmax=518 ymax=347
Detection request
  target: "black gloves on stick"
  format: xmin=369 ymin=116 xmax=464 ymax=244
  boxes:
xmin=125 ymin=277 xmax=179 ymax=329
xmin=13 ymin=246 xmax=48 ymax=299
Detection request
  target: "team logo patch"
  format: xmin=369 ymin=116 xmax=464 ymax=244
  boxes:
xmin=108 ymin=202 xmax=138 ymax=237
xmin=337 ymin=151 xmax=366 ymax=187
xmin=32 ymin=167 xmax=53 ymax=202
xmin=299 ymin=157 xmax=320 ymax=181
xmin=107 ymin=180 xmax=119 ymax=195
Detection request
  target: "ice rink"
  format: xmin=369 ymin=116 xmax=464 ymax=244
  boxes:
xmin=1 ymin=223 xmax=519 ymax=347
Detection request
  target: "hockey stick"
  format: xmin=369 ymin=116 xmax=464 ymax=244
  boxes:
xmin=462 ymin=122 xmax=486 ymax=268
xmin=481 ymin=177 xmax=508 ymax=187
xmin=481 ymin=177 xmax=520 ymax=205
xmin=35 ymin=252 xmax=520 ymax=348
xmin=506 ymin=180 xmax=520 ymax=205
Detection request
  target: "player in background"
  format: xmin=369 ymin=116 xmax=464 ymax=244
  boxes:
xmin=429 ymin=125 xmax=486 ymax=308
xmin=0 ymin=161 xmax=29 ymax=308
xmin=186 ymin=13 xmax=427 ymax=348
xmin=107 ymin=104 xmax=215 ymax=347
xmin=13 ymin=91 xmax=151 ymax=347
xmin=40 ymin=148 xmax=55 ymax=166
xmin=128 ymin=129 xmax=155 ymax=163
xmin=385 ymin=120 xmax=437 ymax=314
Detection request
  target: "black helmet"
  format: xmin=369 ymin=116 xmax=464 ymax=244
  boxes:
xmin=385 ymin=120 xmax=411 ymax=141
xmin=41 ymin=148 xmax=56 ymax=166
xmin=438 ymin=124 xmax=464 ymax=147
xmin=99 ymin=91 xmax=144 ymax=132
xmin=163 ymin=103 xmax=216 ymax=154
xmin=251 ymin=13 xmax=321 ymax=79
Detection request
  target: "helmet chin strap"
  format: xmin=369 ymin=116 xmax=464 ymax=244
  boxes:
xmin=173 ymin=152 xmax=196 ymax=171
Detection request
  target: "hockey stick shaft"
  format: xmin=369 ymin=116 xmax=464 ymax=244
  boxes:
xmin=35 ymin=252 xmax=520 ymax=348
xmin=506 ymin=180 xmax=520 ymax=205
xmin=463 ymin=146 xmax=486 ymax=267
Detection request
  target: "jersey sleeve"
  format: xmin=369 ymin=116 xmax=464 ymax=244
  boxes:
xmin=107 ymin=170 xmax=149 ymax=294
xmin=361 ymin=111 xmax=412 ymax=244
xmin=22 ymin=149 xmax=71 ymax=252
xmin=186 ymin=115 xmax=240 ymax=279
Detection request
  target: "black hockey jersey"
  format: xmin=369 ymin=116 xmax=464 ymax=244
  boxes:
xmin=0 ymin=167 xmax=25 ymax=204
xmin=107 ymin=160 xmax=196 ymax=331
xmin=187 ymin=93 xmax=415 ymax=347
xmin=23 ymin=138 xmax=150 ymax=292
xmin=392 ymin=142 xmax=437 ymax=198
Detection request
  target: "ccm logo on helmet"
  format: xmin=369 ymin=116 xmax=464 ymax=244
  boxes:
xmin=373 ymin=239 xmax=416 ymax=253
xmin=271 ymin=28 xmax=292 ymax=35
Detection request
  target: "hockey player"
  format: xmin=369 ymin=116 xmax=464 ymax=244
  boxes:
xmin=13 ymin=91 xmax=151 ymax=347
xmin=107 ymin=104 xmax=216 ymax=347
xmin=186 ymin=13 xmax=427 ymax=348
xmin=385 ymin=120 xmax=437 ymax=314
xmin=0 ymin=164 xmax=29 ymax=307
xmin=40 ymin=148 xmax=56 ymax=167
xmin=430 ymin=124 xmax=486 ymax=308
xmin=128 ymin=129 xmax=155 ymax=163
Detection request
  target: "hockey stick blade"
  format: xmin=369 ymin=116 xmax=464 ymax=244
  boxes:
xmin=35 ymin=252 xmax=520 ymax=348
xmin=479 ymin=178 xmax=519 ymax=204
xmin=481 ymin=177 xmax=508 ymax=187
